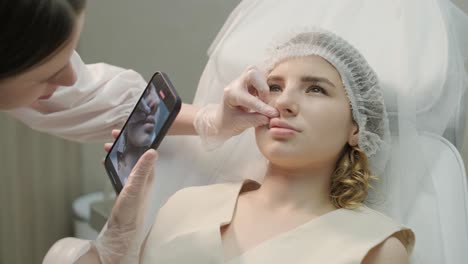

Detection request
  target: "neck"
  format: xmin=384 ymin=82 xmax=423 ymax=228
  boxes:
xmin=251 ymin=162 xmax=337 ymax=214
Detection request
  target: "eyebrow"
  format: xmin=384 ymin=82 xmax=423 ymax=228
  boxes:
xmin=268 ymin=75 xmax=336 ymax=88
xmin=301 ymin=76 xmax=336 ymax=88
xmin=267 ymin=76 xmax=284 ymax=83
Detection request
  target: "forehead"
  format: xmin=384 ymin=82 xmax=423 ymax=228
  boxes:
xmin=269 ymin=55 xmax=342 ymax=83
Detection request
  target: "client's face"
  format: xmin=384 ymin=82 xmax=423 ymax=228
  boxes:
xmin=127 ymin=85 xmax=160 ymax=147
xmin=255 ymin=55 xmax=358 ymax=169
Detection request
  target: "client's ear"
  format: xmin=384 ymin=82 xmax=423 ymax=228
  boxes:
xmin=348 ymin=122 xmax=359 ymax=147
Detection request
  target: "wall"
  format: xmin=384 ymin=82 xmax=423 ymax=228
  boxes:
xmin=454 ymin=0 xmax=468 ymax=12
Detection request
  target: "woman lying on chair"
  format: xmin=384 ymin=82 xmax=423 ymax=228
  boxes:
xmin=123 ymin=28 xmax=415 ymax=264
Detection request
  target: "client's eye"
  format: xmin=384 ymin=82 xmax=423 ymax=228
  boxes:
xmin=306 ymin=85 xmax=327 ymax=95
xmin=269 ymin=84 xmax=282 ymax=92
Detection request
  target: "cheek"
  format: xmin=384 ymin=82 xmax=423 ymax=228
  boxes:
xmin=308 ymin=100 xmax=352 ymax=130
xmin=303 ymin=103 xmax=353 ymax=151
xmin=0 ymin=82 xmax=48 ymax=110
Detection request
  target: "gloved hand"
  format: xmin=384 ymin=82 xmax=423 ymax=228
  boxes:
xmin=194 ymin=66 xmax=279 ymax=149
xmin=91 ymin=132 xmax=158 ymax=264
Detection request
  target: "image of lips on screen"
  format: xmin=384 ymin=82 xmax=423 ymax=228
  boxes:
xmin=127 ymin=85 xmax=161 ymax=148
xmin=114 ymin=85 xmax=161 ymax=182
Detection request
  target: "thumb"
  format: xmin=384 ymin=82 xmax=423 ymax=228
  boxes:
xmin=130 ymin=149 xmax=158 ymax=177
xmin=123 ymin=149 xmax=158 ymax=198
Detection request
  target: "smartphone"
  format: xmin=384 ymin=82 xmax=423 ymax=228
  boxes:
xmin=104 ymin=72 xmax=181 ymax=194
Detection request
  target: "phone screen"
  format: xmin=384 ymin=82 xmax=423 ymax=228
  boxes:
xmin=105 ymin=72 xmax=180 ymax=192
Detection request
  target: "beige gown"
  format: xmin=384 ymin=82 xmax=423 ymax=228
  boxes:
xmin=141 ymin=180 xmax=415 ymax=264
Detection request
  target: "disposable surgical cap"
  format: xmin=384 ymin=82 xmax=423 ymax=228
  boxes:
xmin=263 ymin=28 xmax=390 ymax=165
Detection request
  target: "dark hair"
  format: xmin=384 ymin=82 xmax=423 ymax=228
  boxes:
xmin=0 ymin=0 xmax=87 ymax=79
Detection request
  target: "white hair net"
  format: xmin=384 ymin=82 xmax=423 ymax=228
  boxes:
xmin=263 ymin=28 xmax=391 ymax=174
xmin=133 ymin=1 xmax=468 ymax=263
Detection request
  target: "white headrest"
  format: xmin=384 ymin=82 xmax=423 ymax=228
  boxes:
xmin=208 ymin=0 xmax=458 ymax=118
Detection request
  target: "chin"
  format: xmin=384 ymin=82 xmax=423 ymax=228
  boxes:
xmin=258 ymin=140 xmax=297 ymax=162
xmin=129 ymin=133 xmax=153 ymax=148
xmin=138 ymin=138 xmax=153 ymax=147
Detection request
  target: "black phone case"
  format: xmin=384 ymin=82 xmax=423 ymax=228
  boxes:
xmin=104 ymin=71 xmax=181 ymax=194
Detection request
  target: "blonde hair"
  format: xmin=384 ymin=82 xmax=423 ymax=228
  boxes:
xmin=330 ymin=145 xmax=376 ymax=209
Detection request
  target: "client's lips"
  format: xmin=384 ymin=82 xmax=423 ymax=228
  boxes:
xmin=269 ymin=118 xmax=300 ymax=132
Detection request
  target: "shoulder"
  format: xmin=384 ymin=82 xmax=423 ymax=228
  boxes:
xmin=362 ymin=236 xmax=409 ymax=264
xmin=339 ymin=206 xmax=406 ymax=234
xmin=70 ymin=50 xmax=82 ymax=66
xmin=358 ymin=206 xmax=415 ymax=245
xmin=347 ymin=206 xmax=412 ymax=233
xmin=345 ymin=206 xmax=415 ymax=261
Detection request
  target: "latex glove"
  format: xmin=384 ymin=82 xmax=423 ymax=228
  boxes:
xmin=194 ymin=66 xmax=279 ymax=149
xmin=91 ymin=134 xmax=158 ymax=264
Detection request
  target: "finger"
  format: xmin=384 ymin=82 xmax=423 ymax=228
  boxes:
xmin=122 ymin=149 xmax=158 ymax=198
xmin=246 ymin=68 xmax=270 ymax=103
xmin=112 ymin=129 xmax=121 ymax=139
xmin=234 ymin=93 xmax=278 ymax=118
xmin=104 ymin=143 xmax=113 ymax=153
xmin=239 ymin=112 xmax=270 ymax=128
